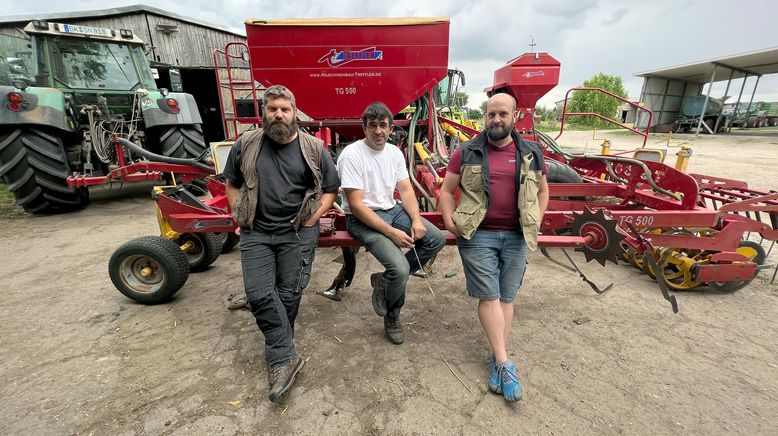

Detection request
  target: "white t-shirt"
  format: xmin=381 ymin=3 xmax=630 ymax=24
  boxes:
xmin=337 ymin=139 xmax=409 ymax=214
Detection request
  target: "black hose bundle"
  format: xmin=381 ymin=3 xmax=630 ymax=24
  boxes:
xmin=116 ymin=137 xmax=215 ymax=174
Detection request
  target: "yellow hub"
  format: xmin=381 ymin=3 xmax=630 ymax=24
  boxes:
xmin=140 ymin=266 xmax=154 ymax=277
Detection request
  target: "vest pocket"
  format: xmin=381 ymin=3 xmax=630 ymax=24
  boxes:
xmin=519 ymin=170 xmax=542 ymax=225
xmin=232 ymin=188 xmax=250 ymax=227
xmin=452 ymin=201 xmax=484 ymax=239
xmin=519 ymin=170 xmax=542 ymax=250
xmin=461 ymin=165 xmax=483 ymax=192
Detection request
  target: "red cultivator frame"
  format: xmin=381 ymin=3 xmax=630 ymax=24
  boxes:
xmin=109 ymin=18 xmax=777 ymax=312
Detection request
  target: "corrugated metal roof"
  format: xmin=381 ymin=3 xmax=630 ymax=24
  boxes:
xmin=635 ymin=46 xmax=778 ymax=83
xmin=0 ymin=4 xmax=245 ymax=37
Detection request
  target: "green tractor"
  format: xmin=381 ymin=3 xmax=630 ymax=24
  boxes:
xmin=0 ymin=20 xmax=208 ymax=213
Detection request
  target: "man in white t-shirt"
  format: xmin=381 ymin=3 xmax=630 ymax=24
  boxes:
xmin=338 ymin=102 xmax=445 ymax=345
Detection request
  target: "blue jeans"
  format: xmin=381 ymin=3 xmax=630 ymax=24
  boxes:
xmin=346 ymin=204 xmax=445 ymax=317
xmin=457 ymin=229 xmax=528 ymax=303
xmin=239 ymin=224 xmax=318 ymax=369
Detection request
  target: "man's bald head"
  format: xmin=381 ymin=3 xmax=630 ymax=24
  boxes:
xmin=487 ymin=93 xmax=517 ymax=113
xmin=484 ymin=93 xmax=517 ymax=144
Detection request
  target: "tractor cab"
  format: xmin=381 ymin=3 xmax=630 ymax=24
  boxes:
xmin=21 ymin=21 xmax=157 ymax=93
xmin=0 ymin=20 xmax=206 ymax=214
xmin=434 ymin=69 xmax=481 ymax=130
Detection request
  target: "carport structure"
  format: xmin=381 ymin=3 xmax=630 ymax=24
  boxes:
xmin=635 ymin=47 xmax=778 ymax=134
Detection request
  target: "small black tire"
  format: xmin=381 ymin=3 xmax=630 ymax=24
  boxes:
xmin=221 ymin=231 xmax=240 ymax=254
xmin=546 ymin=160 xmax=584 ymax=201
xmin=707 ymin=240 xmax=767 ymax=293
xmin=546 ymin=159 xmax=583 ymax=184
xmin=109 ymin=236 xmax=190 ymax=304
xmin=159 ymin=124 xmax=207 ymax=159
xmin=177 ymin=232 xmax=221 ymax=272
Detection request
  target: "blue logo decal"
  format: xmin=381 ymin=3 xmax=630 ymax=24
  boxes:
xmin=318 ymin=47 xmax=383 ymax=67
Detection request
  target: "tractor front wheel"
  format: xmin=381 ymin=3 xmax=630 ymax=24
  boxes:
xmin=0 ymin=128 xmax=89 ymax=213
xmin=109 ymin=236 xmax=190 ymax=304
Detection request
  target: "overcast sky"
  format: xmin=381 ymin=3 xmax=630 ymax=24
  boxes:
xmin=10 ymin=0 xmax=778 ymax=109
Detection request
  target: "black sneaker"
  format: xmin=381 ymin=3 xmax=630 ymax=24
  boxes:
xmin=384 ymin=315 xmax=405 ymax=345
xmin=268 ymin=356 xmax=305 ymax=403
xmin=370 ymin=272 xmax=388 ymax=316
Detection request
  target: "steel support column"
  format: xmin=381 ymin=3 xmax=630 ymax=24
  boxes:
xmin=742 ymin=75 xmax=762 ymax=128
xmin=713 ymin=70 xmax=734 ymax=133
xmin=728 ymin=75 xmax=749 ymax=132
xmin=695 ymin=66 xmax=718 ymax=135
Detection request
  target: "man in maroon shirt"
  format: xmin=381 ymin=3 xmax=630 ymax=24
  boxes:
xmin=438 ymin=93 xmax=549 ymax=402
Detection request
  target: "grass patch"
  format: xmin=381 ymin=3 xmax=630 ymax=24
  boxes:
xmin=0 ymin=184 xmax=22 ymax=215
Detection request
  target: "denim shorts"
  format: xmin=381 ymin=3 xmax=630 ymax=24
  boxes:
xmin=457 ymin=229 xmax=528 ymax=303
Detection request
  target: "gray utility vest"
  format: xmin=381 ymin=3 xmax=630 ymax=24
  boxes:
xmin=452 ymin=130 xmax=544 ymax=251
xmin=231 ymin=129 xmax=324 ymax=232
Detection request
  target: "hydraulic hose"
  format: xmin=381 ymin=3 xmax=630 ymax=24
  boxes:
xmin=116 ymin=138 xmax=216 ymax=174
xmin=407 ymin=98 xmax=436 ymax=209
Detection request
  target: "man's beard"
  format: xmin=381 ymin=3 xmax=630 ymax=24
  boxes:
xmin=263 ymin=117 xmax=298 ymax=142
xmin=486 ymin=125 xmax=511 ymax=142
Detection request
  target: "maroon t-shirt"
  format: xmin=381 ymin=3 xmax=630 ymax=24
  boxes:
xmin=447 ymin=142 xmax=547 ymax=231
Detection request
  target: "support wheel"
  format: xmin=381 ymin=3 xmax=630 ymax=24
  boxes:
xmin=177 ymin=232 xmax=221 ymax=272
xmin=707 ymin=240 xmax=766 ymax=293
xmin=109 ymin=236 xmax=190 ymax=304
xmin=220 ymin=231 xmax=240 ymax=254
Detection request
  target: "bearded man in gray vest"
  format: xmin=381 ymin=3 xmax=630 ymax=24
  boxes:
xmin=223 ymin=85 xmax=340 ymax=403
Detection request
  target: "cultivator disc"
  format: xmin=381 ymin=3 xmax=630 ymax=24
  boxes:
xmin=569 ymin=207 xmax=626 ymax=266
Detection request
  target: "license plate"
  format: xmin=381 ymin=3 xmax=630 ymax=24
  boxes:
xmin=57 ymin=24 xmax=113 ymax=37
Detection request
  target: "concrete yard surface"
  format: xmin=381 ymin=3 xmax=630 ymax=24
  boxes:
xmin=1 ymin=130 xmax=777 ymax=435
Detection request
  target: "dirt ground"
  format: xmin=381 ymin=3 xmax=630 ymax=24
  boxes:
xmin=1 ymin=130 xmax=777 ymax=435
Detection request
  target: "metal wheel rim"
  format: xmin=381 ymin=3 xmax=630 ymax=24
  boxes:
xmin=118 ymin=254 xmax=165 ymax=294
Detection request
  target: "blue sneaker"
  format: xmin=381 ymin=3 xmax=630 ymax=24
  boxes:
xmin=488 ymin=355 xmax=501 ymax=393
xmin=498 ymin=359 xmax=523 ymax=402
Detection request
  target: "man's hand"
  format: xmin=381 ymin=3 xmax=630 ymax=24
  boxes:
xmin=410 ymin=219 xmax=426 ymax=241
xmin=443 ymin=218 xmax=460 ymax=237
xmin=302 ymin=216 xmax=319 ymax=227
xmin=438 ymin=172 xmax=462 ymax=238
xmin=387 ymin=227 xmax=414 ymax=248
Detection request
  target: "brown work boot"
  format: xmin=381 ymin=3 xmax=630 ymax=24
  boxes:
xmin=370 ymin=272 xmax=387 ymax=316
xmin=268 ymin=356 xmax=305 ymax=403
xmin=384 ymin=315 xmax=405 ymax=345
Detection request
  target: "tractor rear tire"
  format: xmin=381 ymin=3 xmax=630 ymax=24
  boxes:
xmin=159 ymin=124 xmax=207 ymax=159
xmin=109 ymin=236 xmax=190 ymax=304
xmin=177 ymin=232 xmax=222 ymax=272
xmin=0 ymin=128 xmax=89 ymax=213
